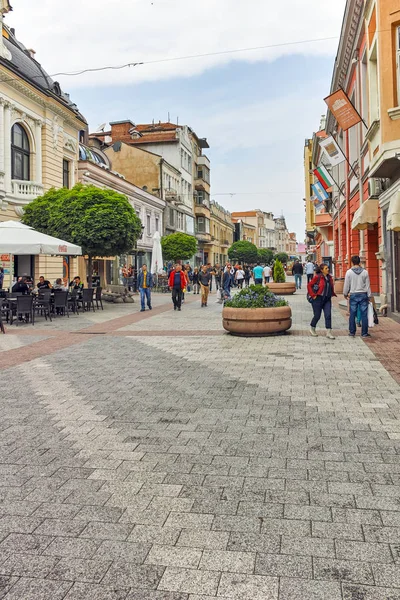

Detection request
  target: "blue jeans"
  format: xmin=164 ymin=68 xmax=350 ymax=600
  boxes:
xmin=310 ymin=297 xmax=332 ymax=329
xmin=139 ymin=287 xmax=152 ymax=310
xmin=349 ymin=293 xmax=369 ymax=336
xmin=294 ymin=274 xmax=302 ymax=289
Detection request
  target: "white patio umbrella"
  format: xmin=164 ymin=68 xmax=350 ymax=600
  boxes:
xmin=0 ymin=221 xmax=82 ymax=288
xmin=150 ymin=231 xmax=164 ymax=276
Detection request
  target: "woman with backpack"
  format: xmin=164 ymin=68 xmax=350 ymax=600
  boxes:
xmin=307 ymin=263 xmax=336 ymax=339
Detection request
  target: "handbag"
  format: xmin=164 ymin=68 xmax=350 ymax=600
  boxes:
xmin=368 ymin=302 xmax=375 ymax=328
xmin=373 ymin=306 xmax=379 ymax=325
xmin=307 ymin=275 xmax=321 ymax=303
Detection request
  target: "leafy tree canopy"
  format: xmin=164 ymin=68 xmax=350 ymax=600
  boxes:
xmin=161 ymin=232 xmax=198 ymax=262
xmin=228 ymin=240 xmax=258 ymax=264
xmin=22 ymin=184 xmax=143 ymax=285
xmin=258 ymin=248 xmax=274 ymax=264
xmin=273 ymin=259 xmax=286 ymax=283
xmin=274 ymin=252 xmax=289 ymax=264
xmin=23 ymin=184 xmax=143 ymax=258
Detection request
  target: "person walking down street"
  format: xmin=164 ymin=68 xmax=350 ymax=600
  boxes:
xmin=343 ymin=255 xmax=372 ymax=338
xmin=137 ymin=264 xmax=154 ymax=312
xmin=235 ymin=266 xmax=245 ymax=289
xmin=308 ymin=264 xmax=336 ymax=339
xmin=305 ymin=261 xmax=315 ymax=283
xmin=199 ymin=265 xmax=211 ymax=307
xmin=253 ymin=263 xmax=264 ymax=285
xmin=293 ymin=260 xmax=304 ymax=290
xmin=263 ymin=264 xmax=272 ymax=284
xmin=223 ymin=263 xmax=233 ymax=300
xmin=168 ymin=264 xmax=186 ymax=311
xmin=215 ymin=264 xmax=222 ymax=291
xmin=192 ymin=268 xmax=200 ymax=294
xmin=244 ymin=266 xmax=251 ymax=287
xmin=0 ymin=267 xmax=4 ymax=290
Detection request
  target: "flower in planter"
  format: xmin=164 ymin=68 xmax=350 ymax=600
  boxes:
xmin=224 ymin=284 xmax=288 ymax=309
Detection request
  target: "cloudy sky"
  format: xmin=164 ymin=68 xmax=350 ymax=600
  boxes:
xmin=7 ymin=0 xmax=346 ymax=240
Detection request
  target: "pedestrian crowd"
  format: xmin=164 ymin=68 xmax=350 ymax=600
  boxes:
xmin=135 ymin=256 xmax=378 ymax=340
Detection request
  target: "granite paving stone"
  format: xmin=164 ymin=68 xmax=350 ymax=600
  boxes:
xmin=3 ymin=288 xmax=400 ymax=597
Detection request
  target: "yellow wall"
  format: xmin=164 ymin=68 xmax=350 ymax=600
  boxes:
xmin=304 ymin=139 xmax=315 ymax=233
xmin=376 ymin=0 xmax=400 ymax=144
xmin=104 ymin=144 xmax=160 ymax=192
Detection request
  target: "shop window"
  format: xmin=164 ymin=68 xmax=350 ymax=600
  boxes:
xmin=11 ymin=123 xmax=30 ymax=181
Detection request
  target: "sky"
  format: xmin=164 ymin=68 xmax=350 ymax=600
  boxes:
xmin=6 ymin=0 xmax=347 ymax=241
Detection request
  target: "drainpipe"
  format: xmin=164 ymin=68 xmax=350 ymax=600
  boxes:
xmin=346 ymin=130 xmax=351 ymax=269
xmin=160 ymin=158 xmax=164 ymax=235
xmin=356 ymin=52 xmax=365 ymax=259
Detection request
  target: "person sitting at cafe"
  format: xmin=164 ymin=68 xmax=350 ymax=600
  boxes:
xmin=53 ymin=278 xmax=68 ymax=290
xmin=12 ymin=277 xmax=29 ymax=295
xmin=69 ymin=276 xmax=84 ymax=291
xmin=37 ymin=276 xmax=52 ymax=290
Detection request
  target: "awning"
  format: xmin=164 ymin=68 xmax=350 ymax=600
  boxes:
xmin=0 ymin=221 xmax=82 ymax=255
xmin=387 ymin=191 xmax=400 ymax=231
xmin=351 ymin=199 xmax=379 ymax=230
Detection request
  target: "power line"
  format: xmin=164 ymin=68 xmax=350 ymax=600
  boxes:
xmin=50 ymin=35 xmax=339 ymax=78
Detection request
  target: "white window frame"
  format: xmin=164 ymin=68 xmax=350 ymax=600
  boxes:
xmin=146 ymin=214 xmax=151 ymax=235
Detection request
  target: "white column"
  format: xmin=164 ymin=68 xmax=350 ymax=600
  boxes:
xmin=35 ymin=120 xmax=42 ymax=183
xmin=4 ymin=102 xmax=11 ymax=193
xmin=0 ymin=100 xmax=5 ymax=175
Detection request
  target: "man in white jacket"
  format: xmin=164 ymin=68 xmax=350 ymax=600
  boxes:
xmin=343 ymin=256 xmax=372 ymax=338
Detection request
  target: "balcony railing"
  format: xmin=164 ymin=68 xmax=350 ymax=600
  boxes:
xmin=220 ymin=239 xmax=229 ymax=247
xmin=195 ymin=198 xmax=210 ymax=209
xmin=11 ymin=180 xmax=44 ymax=200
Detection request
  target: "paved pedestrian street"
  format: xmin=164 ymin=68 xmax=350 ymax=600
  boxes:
xmin=1 ymin=285 xmax=400 ymax=599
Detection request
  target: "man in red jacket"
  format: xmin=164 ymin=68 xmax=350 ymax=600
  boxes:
xmin=168 ymin=264 xmax=186 ymax=311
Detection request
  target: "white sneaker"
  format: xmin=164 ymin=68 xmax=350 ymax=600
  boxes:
xmin=310 ymin=327 xmax=318 ymax=337
xmin=326 ymin=330 xmax=335 ymax=339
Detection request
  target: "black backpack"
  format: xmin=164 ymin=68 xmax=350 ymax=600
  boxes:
xmin=307 ymin=275 xmax=322 ymax=303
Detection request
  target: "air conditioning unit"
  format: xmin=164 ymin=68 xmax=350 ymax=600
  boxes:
xmin=368 ymin=178 xmax=384 ymax=198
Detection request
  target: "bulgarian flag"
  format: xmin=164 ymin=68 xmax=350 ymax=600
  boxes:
xmin=313 ymin=165 xmax=334 ymax=191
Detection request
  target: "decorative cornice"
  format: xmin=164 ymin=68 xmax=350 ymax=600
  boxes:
xmin=388 ymin=107 xmax=400 ymax=121
xmin=365 ymin=119 xmax=380 ymax=141
xmin=0 ymin=72 xmax=85 ymax=129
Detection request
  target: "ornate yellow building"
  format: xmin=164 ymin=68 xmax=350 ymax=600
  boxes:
xmin=0 ymin=6 xmax=86 ymax=285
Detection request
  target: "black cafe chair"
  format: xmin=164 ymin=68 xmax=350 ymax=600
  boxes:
xmin=35 ymin=289 xmax=52 ymax=322
xmin=52 ymin=291 xmax=69 ymax=317
xmin=79 ymin=288 xmax=95 ymax=312
xmin=95 ymin=286 xmax=103 ymax=311
xmin=16 ymin=295 xmax=34 ymax=326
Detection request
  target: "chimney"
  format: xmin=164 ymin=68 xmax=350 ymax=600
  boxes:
xmin=27 ymin=48 xmax=36 ymax=58
xmin=109 ymin=120 xmax=135 ymax=143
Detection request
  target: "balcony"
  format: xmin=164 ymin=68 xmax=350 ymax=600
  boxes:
xmin=165 ymin=188 xmax=178 ymax=200
xmin=10 ymin=180 xmax=44 ymax=202
xmin=197 ymin=155 xmax=210 ymax=169
xmin=194 ymin=199 xmax=210 ymax=218
xmin=220 ymin=239 xmax=230 ymax=247
xmin=196 ymin=231 xmax=211 ymax=243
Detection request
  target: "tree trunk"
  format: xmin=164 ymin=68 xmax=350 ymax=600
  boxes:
xmin=88 ymin=255 xmax=93 ymax=288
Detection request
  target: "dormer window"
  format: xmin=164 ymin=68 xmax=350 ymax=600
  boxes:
xmin=11 ymin=124 xmax=30 ymax=181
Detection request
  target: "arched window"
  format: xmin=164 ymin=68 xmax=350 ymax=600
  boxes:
xmin=11 ymin=124 xmax=30 ymax=181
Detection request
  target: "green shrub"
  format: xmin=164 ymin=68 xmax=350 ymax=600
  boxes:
xmin=224 ymin=285 xmax=288 ymax=309
xmin=273 ymin=259 xmax=286 ymax=283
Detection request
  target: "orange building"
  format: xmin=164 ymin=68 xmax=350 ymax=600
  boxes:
xmin=323 ymin=0 xmax=379 ymax=292
xmin=366 ymin=0 xmax=400 ymax=313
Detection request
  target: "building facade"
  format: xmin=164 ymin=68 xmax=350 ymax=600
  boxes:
xmin=365 ymin=0 xmax=400 ymax=313
xmin=78 ymin=144 xmax=165 ymax=284
xmin=0 ymin=10 xmax=86 ymax=287
xmin=90 ymin=121 xmax=203 ymax=240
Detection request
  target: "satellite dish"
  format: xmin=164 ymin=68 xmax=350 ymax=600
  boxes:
xmin=96 ymin=123 xmax=106 ymax=132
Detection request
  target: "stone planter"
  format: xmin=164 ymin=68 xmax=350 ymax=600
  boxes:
xmin=266 ymin=282 xmax=296 ymax=295
xmin=334 ymin=278 xmax=344 ymax=294
xmin=223 ymin=306 xmax=292 ymax=336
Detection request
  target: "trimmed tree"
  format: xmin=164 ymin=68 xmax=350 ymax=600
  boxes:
xmin=228 ymin=241 xmax=258 ymax=265
xmin=274 ymin=252 xmax=289 ymax=264
xmin=161 ymin=232 xmax=198 ymax=263
xmin=22 ymin=184 xmax=143 ymax=286
xmin=258 ymin=248 xmax=274 ymax=264
xmin=273 ymin=259 xmax=286 ymax=283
